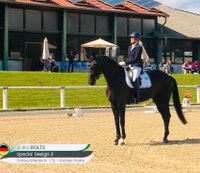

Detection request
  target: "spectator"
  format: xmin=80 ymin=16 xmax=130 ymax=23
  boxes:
xmin=49 ymin=56 xmax=59 ymax=72
xmin=67 ymin=51 xmax=75 ymax=72
xmin=182 ymin=60 xmax=190 ymax=74
xmin=144 ymin=61 xmax=152 ymax=71
xmin=159 ymin=59 xmax=165 ymax=72
xmin=41 ymin=56 xmax=51 ymax=72
xmin=164 ymin=60 xmax=173 ymax=74
xmin=191 ymin=60 xmax=199 ymax=74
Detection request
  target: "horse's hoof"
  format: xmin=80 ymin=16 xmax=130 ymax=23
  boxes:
xmin=119 ymin=139 xmax=125 ymax=145
xmin=113 ymin=141 xmax=118 ymax=145
xmin=163 ymin=139 xmax=169 ymax=144
xmin=120 ymin=141 xmax=125 ymax=146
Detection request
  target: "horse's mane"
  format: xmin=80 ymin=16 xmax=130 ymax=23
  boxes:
xmin=96 ymin=56 xmax=123 ymax=72
xmin=96 ymin=55 xmax=125 ymax=86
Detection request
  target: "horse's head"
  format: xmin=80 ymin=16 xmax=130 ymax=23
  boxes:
xmin=88 ymin=56 xmax=103 ymax=85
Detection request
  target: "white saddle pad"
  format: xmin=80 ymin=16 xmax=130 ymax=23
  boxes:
xmin=124 ymin=69 xmax=152 ymax=89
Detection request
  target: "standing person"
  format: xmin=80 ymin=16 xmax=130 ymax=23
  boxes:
xmin=126 ymin=32 xmax=143 ymax=103
xmin=68 ymin=51 xmax=75 ymax=72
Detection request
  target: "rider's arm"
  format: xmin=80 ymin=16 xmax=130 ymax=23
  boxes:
xmin=125 ymin=45 xmax=142 ymax=65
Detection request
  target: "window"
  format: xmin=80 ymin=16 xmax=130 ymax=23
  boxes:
xmin=96 ymin=15 xmax=111 ymax=35
xmin=117 ymin=17 xmax=127 ymax=37
xmin=80 ymin=14 xmax=94 ymax=35
xmin=173 ymin=50 xmax=184 ymax=63
xmin=24 ymin=33 xmax=42 ymax=42
xmin=67 ymin=35 xmax=79 ymax=53
xmin=166 ymin=39 xmax=193 ymax=64
xmin=8 ymin=8 xmax=23 ymax=30
xmin=117 ymin=37 xmax=129 ymax=56
xmin=129 ymin=18 xmax=141 ymax=35
xmin=25 ymin=10 xmax=41 ymax=31
xmin=0 ymin=31 xmax=3 ymax=59
xmin=67 ymin=35 xmax=80 ymax=61
xmin=184 ymin=51 xmax=193 ymax=62
xmin=143 ymin=19 xmax=155 ymax=36
xmin=43 ymin=11 xmax=58 ymax=31
xmin=9 ymin=32 xmax=24 ymax=60
xmin=142 ymin=38 xmax=156 ymax=62
xmin=67 ymin=13 xmax=79 ymax=34
xmin=10 ymin=51 xmax=22 ymax=60
xmin=0 ymin=6 xmax=4 ymax=28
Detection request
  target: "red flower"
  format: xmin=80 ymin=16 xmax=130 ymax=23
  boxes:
xmin=184 ymin=92 xmax=192 ymax=98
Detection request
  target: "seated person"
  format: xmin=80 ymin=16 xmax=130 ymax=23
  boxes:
xmin=191 ymin=60 xmax=199 ymax=74
xmin=159 ymin=60 xmax=165 ymax=72
xmin=182 ymin=60 xmax=190 ymax=74
xmin=144 ymin=61 xmax=152 ymax=71
xmin=164 ymin=60 xmax=173 ymax=74
xmin=49 ymin=56 xmax=59 ymax=72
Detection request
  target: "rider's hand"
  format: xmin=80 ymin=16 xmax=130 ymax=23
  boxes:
xmin=119 ymin=61 xmax=126 ymax=66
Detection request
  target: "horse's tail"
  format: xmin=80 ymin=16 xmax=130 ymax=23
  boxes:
xmin=172 ymin=77 xmax=187 ymax=124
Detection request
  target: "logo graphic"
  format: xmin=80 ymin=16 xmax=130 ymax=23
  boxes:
xmin=0 ymin=144 xmax=10 ymax=156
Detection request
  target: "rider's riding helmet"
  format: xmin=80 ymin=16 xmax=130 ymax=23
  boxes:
xmin=129 ymin=32 xmax=140 ymax=39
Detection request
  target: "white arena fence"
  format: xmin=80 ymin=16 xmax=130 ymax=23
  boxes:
xmin=1 ymin=85 xmax=200 ymax=110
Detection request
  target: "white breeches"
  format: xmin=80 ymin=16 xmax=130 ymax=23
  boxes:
xmin=129 ymin=65 xmax=142 ymax=82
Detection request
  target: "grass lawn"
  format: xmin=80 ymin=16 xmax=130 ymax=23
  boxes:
xmin=0 ymin=71 xmax=199 ymax=109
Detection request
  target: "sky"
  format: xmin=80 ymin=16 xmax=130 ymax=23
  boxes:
xmin=156 ymin=0 xmax=200 ymax=14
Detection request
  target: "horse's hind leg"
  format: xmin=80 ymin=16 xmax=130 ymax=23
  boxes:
xmin=111 ymin=103 xmax=121 ymax=145
xmin=153 ymin=98 xmax=171 ymax=143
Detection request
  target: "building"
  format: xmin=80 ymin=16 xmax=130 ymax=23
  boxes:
xmin=1 ymin=0 xmax=200 ymax=72
xmin=155 ymin=4 xmax=200 ymax=72
xmin=0 ymin=0 xmax=168 ymax=71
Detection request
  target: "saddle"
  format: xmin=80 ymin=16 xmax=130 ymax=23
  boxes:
xmin=124 ymin=67 xmax=152 ymax=89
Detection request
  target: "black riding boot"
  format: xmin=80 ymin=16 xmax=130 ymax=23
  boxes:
xmin=133 ymin=78 xmax=140 ymax=104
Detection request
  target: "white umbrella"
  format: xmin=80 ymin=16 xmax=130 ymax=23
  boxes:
xmin=81 ymin=38 xmax=118 ymax=48
xmin=81 ymin=38 xmax=118 ymax=60
xmin=42 ymin=37 xmax=50 ymax=60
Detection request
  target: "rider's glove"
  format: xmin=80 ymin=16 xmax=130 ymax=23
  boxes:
xmin=119 ymin=61 xmax=126 ymax=66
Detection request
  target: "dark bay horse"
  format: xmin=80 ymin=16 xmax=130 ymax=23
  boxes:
xmin=88 ymin=56 xmax=187 ymax=145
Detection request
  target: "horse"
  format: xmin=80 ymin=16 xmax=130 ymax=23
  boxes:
xmin=88 ymin=55 xmax=187 ymax=145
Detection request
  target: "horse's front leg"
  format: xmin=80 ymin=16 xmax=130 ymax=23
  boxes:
xmin=118 ymin=104 xmax=126 ymax=145
xmin=111 ymin=103 xmax=121 ymax=145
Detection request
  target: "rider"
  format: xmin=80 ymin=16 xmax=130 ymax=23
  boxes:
xmin=126 ymin=32 xmax=143 ymax=103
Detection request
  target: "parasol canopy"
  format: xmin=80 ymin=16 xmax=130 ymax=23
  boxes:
xmin=81 ymin=38 xmax=118 ymax=48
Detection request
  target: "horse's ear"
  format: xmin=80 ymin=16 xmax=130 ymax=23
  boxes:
xmin=88 ymin=55 xmax=97 ymax=63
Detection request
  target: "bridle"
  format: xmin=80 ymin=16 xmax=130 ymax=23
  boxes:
xmin=88 ymin=60 xmax=103 ymax=80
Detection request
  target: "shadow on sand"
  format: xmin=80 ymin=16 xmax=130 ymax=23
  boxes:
xmin=149 ymin=138 xmax=200 ymax=146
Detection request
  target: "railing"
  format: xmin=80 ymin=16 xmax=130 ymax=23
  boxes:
xmin=1 ymin=85 xmax=200 ymax=110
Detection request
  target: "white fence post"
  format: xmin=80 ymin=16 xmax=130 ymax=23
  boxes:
xmin=197 ymin=86 xmax=200 ymax=104
xmin=60 ymin=86 xmax=65 ymax=108
xmin=3 ymin=87 xmax=8 ymax=110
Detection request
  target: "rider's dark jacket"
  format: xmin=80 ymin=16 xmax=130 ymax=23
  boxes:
xmin=126 ymin=43 xmax=143 ymax=68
